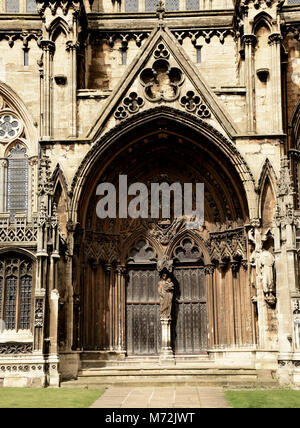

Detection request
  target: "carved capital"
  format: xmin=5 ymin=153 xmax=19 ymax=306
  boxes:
xmin=66 ymin=40 xmax=80 ymax=51
xmin=268 ymin=33 xmax=282 ymax=46
xmin=204 ymin=264 xmax=215 ymax=275
xmin=242 ymin=34 xmax=257 ymax=47
xmin=40 ymin=39 xmax=56 ymax=54
xmin=231 ymin=260 xmax=240 ymax=274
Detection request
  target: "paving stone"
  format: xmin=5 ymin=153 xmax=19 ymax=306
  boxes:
xmin=90 ymin=386 xmax=231 ymax=408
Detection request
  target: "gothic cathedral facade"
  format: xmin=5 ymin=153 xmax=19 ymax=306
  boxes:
xmin=0 ymin=0 xmax=300 ymax=388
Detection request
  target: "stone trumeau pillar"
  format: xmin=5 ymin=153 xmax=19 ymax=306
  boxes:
xmin=274 ymin=157 xmax=298 ymax=385
xmin=36 ymin=0 xmax=86 ymax=139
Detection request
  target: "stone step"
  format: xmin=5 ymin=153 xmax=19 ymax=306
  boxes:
xmin=60 ymin=367 xmax=279 ymax=389
xmin=78 ymin=368 xmax=258 ymax=377
xmin=61 ymin=376 xmax=279 ymax=389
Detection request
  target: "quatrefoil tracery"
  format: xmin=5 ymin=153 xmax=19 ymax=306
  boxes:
xmin=123 ymin=92 xmax=144 ymax=113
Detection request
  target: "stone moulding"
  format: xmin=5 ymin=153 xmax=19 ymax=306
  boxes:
xmin=88 ymin=28 xmax=235 ymax=48
xmin=0 ymin=31 xmax=42 ymax=49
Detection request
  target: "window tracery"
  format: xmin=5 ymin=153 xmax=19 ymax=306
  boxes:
xmin=0 ymin=255 xmax=33 ymax=331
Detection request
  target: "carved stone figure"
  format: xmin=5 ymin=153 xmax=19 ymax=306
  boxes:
xmin=158 ymin=273 xmax=174 ymax=320
xmin=258 ymin=249 xmax=275 ymax=294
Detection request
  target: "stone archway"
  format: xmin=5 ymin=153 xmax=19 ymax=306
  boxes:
xmin=71 ymin=111 xmax=257 ymax=357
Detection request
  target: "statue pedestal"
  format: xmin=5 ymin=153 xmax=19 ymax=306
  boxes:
xmin=160 ymin=318 xmax=174 ymax=363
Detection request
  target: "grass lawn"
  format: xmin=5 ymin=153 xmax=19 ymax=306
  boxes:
xmin=0 ymin=388 xmax=104 ymax=408
xmin=225 ymin=389 xmax=300 ymax=408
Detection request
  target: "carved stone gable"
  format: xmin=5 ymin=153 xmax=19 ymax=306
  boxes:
xmin=89 ymin=26 xmax=238 ymax=142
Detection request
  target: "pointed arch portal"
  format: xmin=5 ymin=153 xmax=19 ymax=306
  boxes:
xmin=73 ymin=109 xmax=257 ymax=355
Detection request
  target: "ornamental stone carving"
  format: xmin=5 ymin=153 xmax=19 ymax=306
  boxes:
xmin=140 ymin=58 xmax=184 ymax=102
xmin=258 ymin=249 xmax=276 ymax=305
xmin=158 ymin=272 xmax=174 ymax=320
xmin=0 ymin=114 xmax=22 ymax=140
xmin=248 ymin=228 xmax=276 ymax=306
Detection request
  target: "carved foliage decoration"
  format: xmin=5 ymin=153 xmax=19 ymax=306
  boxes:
xmin=277 ymin=156 xmax=294 ymax=197
xmin=0 ymin=343 xmax=33 ymax=355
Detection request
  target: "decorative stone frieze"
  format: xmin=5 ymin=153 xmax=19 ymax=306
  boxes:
xmin=0 ymin=31 xmax=42 ymax=49
xmin=36 ymin=0 xmax=82 ymax=17
xmin=0 ymin=343 xmax=33 ymax=355
xmin=0 ymin=214 xmax=38 ymax=243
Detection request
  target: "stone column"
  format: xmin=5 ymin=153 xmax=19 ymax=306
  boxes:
xmin=116 ymin=265 xmax=126 ymax=353
xmin=243 ymin=34 xmax=257 ymax=134
xmin=40 ymin=40 xmax=55 ymax=138
xmin=0 ymin=159 xmax=7 ymax=213
xmin=48 ymin=289 xmax=60 ymax=387
xmin=205 ymin=264 xmax=215 ymax=347
xmin=66 ymin=41 xmax=79 ymax=138
xmin=268 ymin=33 xmax=283 ymax=133
xmin=160 ymin=318 xmax=174 ymax=362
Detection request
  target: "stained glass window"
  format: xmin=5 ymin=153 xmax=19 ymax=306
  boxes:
xmin=125 ymin=0 xmax=139 ymax=12
xmin=186 ymin=0 xmax=199 ymax=9
xmin=0 ymin=257 xmax=33 ymax=331
xmin=7 ymin=144 xmax=28 ymax=220
xmin=165 ymin=0 xmax=179 ymax=10
xmin=6 ymin=0 xmax=19 ymax=13
xmin=26 ymin=0 xmax=37 ymax=13
xmin=145 ymin=0 xmax=158 ymax=11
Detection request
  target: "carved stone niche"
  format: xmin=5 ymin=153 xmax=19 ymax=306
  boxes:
xmin=140 ymin=59 xmax=184 ymax=102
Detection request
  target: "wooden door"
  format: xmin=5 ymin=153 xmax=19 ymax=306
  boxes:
xmin=126 ymin=268 xmax=161 ymax=355
xmin=172 ymin=266 xmax=208 ymax=354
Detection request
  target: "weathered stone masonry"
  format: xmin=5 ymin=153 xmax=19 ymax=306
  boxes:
xmin=0 ymin=0 xmax=300 ymax=387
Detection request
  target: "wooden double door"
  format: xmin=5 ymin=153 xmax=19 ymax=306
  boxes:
xmin=126 ymin=265 xmax=208 ymax=355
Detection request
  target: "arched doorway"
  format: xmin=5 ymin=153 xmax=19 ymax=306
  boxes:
xmin=72 ymin=109 xmax=256 ymax=357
